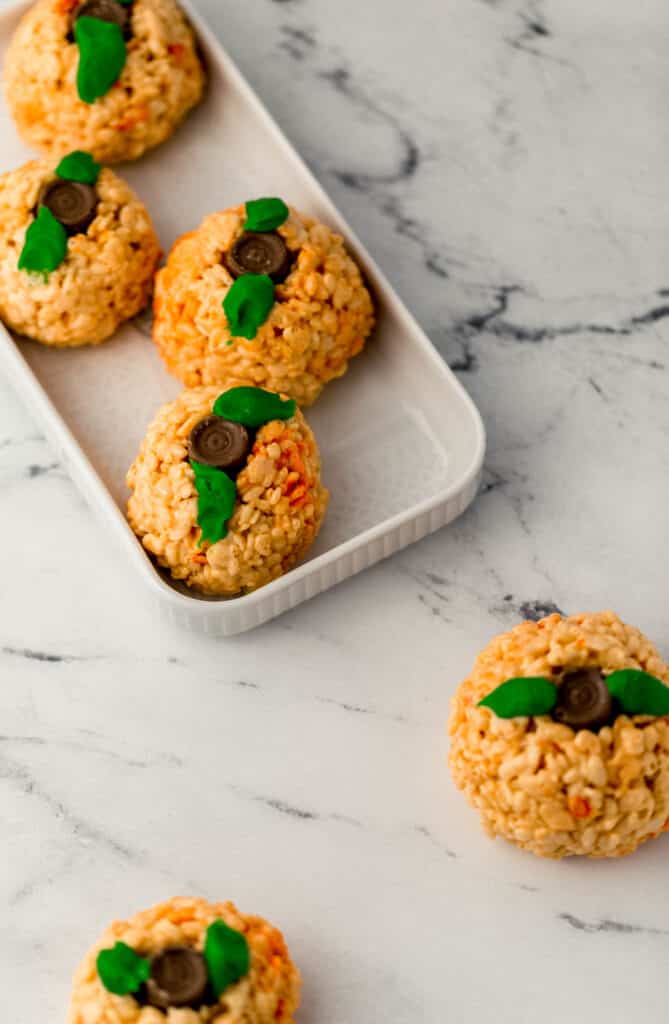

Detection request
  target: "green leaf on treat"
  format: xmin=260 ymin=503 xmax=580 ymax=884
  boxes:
xmin=213 ymin=386 xmax=296 ymax=427
xmin=223 ymin=273 xmax=275 ymax=340
xmin=18 ymin=206 xmax=67 ymax=279
xmin=96 ymin=942 xmax=150 ymax=996
xmin=191 ymin=461 xmax=237 ymax=546
xmin=605 ymin=669 xmax=669 ymax=716
xmin=75 ymin=16 xmax=127 ymax=104
xmin=56 ymin=150 xmax=101 ymax=185
xmin=204 ymin=919 xmax=250 ymax=998
xmin=244 ymin=197 xmax=289 ymax=233
xmin=478 ymin=677 xmax=558 ymax=718
xmin=117 ymin=0 xmax=133 ymax=4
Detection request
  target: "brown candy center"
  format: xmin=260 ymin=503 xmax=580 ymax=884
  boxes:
xmin=71 ymin=0 xmax=132 ymax=39
xmin=146 ymin=947 xmax=208 ymax=1009
xmin=554 ymin=668 xmax=612 ymax=730
xmin=188 ymin=415 xmax=251 ymax=471
xmin=226 ymin=231 xmax=292 ymax=283
xmin=39 ymin=181 xmax=98 ymax=236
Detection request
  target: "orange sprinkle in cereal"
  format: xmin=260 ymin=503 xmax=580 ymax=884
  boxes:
xmin=568 ymin=795 xmax=592 ymax=819
xmin=114 ymin=107 xmax=150 ymax=132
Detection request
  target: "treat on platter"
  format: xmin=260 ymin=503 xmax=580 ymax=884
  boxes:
xmin=67 ymin=896 xmax=300 ymax=1024
xmin=448 ymin=610 xmax=669 ymax=858
xmin=153 ymin=197 xmax=375 ymax=407
xmin=0 ymin=151 xmax=160 ymax=346
xmin=126 ymin=383 xmax=329 ymax=595
xmin=4 ymin=0 xmax=205 ymax=164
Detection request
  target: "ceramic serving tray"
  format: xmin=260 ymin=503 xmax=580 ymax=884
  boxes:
xmin=0 ymin=0 xmax=485 ymax=635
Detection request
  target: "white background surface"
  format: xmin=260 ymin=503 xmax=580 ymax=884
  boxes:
xmin=2 ymin=1 xmax=669 ymax=1021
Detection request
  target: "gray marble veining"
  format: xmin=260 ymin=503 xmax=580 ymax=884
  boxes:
xmin=2 ymin=0 xmax=669 ymax=1021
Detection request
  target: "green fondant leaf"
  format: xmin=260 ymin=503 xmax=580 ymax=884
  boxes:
xmin=605 ymin=669 xmax=669 ymax=716
xmin=18 ymin=206 xmax=67 ymax=279
xmin=96 ymin=942 xmax=150 ymax=996
xmin=117 ymin=0 xmax=133 ymax=4
xmin=75 ymin=16 xmax=126 ymax=104
xmin=223 ymin=273 xmax=275 ymax=340
xmin=478 ymin=676 xmax=557 ymax=718
xmin=191 ymin=461 xmax=237 ymax=546
xmin=244 ymin=197 xmax=289 ymax=233
xmin=56 ymin=150 xmax=101 ymax=185
xmin=204 ymin=919 xmax=250 ymax=998
xmin=213 ymin=386 xmax=296 ymax=427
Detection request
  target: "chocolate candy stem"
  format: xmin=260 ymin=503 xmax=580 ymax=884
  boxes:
xmin=554 ymin=669 xmax=612 ymax=730
xmin=146 ymin=947 xmax=209 ymax=1009
xmin=188 ymin=416 xmax=250 ymax=472
xmin=39 ymin=180 xmax=98 ymax=236
xmin=71 ymin=0 xmax=131 ymax=38
xmin=226 ymin=232 xmax=292 ymax=283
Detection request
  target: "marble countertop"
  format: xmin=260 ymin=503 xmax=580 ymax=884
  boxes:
xmin=3 ymin=0 xmax=669 ymax=1020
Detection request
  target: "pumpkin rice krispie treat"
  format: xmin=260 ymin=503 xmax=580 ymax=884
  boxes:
xmin=67 ymin=896 xmax=301 ymax=1024
xmin=127 ymin=383 xmax=329 ymax=595
xmin=153 ymin=197 xmax=375 ymax=407
xmin=0 ymin=151 xmax=160 ymax=346
xmin=449 ymin=611 xmax=669 ymax=858
xmin=4 ymin=0 xmax=205 ymax=164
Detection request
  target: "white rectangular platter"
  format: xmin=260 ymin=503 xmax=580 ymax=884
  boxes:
xmin=0 ymin=0 xmax=485 ymax=635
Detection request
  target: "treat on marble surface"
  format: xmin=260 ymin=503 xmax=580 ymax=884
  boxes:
xmin=126 ymin=383 xmax=329 ymax=595
xmin=153 ymin=198 xmax=375 ymax=407
xmin=0 ymin=153 xmax=160 ymax=347
xmin=67 ymin=896 xmax=300 ymax=1023
xmin=448 ymin=610 xmax=669 ymax=858
xmin=3 ymin=0 xmax=205 ymax=164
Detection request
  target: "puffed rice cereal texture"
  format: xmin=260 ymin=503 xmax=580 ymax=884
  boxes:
xmin=4 ymin=0 xmax=205 ymax=164
xmin=153 ymin=204 xmax=375 ymax=407
xmin=67 ymin=896 xmax=301 ymax=1024
xmin=448 ymin=611 xmax=669 ymax=858
xmin=126 ymin=384 xmax=329 ymax=595
xmin=0 ymin=158 xmax=160 ymax=346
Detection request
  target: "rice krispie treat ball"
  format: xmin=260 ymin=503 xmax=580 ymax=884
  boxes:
xmin=448 ymin=611 xmax=669 ymax=858
xmin=127 ymin=383 xmax=329 ymax=595
xmin=4 ymin=0 xmax=205 ymax=165
xmin=67 ymin=896 xmax=301 ymax=1024
xmin=153 ymin=197 xmax=375 ymax=407
xmin=0 ymin=153 xmax=160 ymax=346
